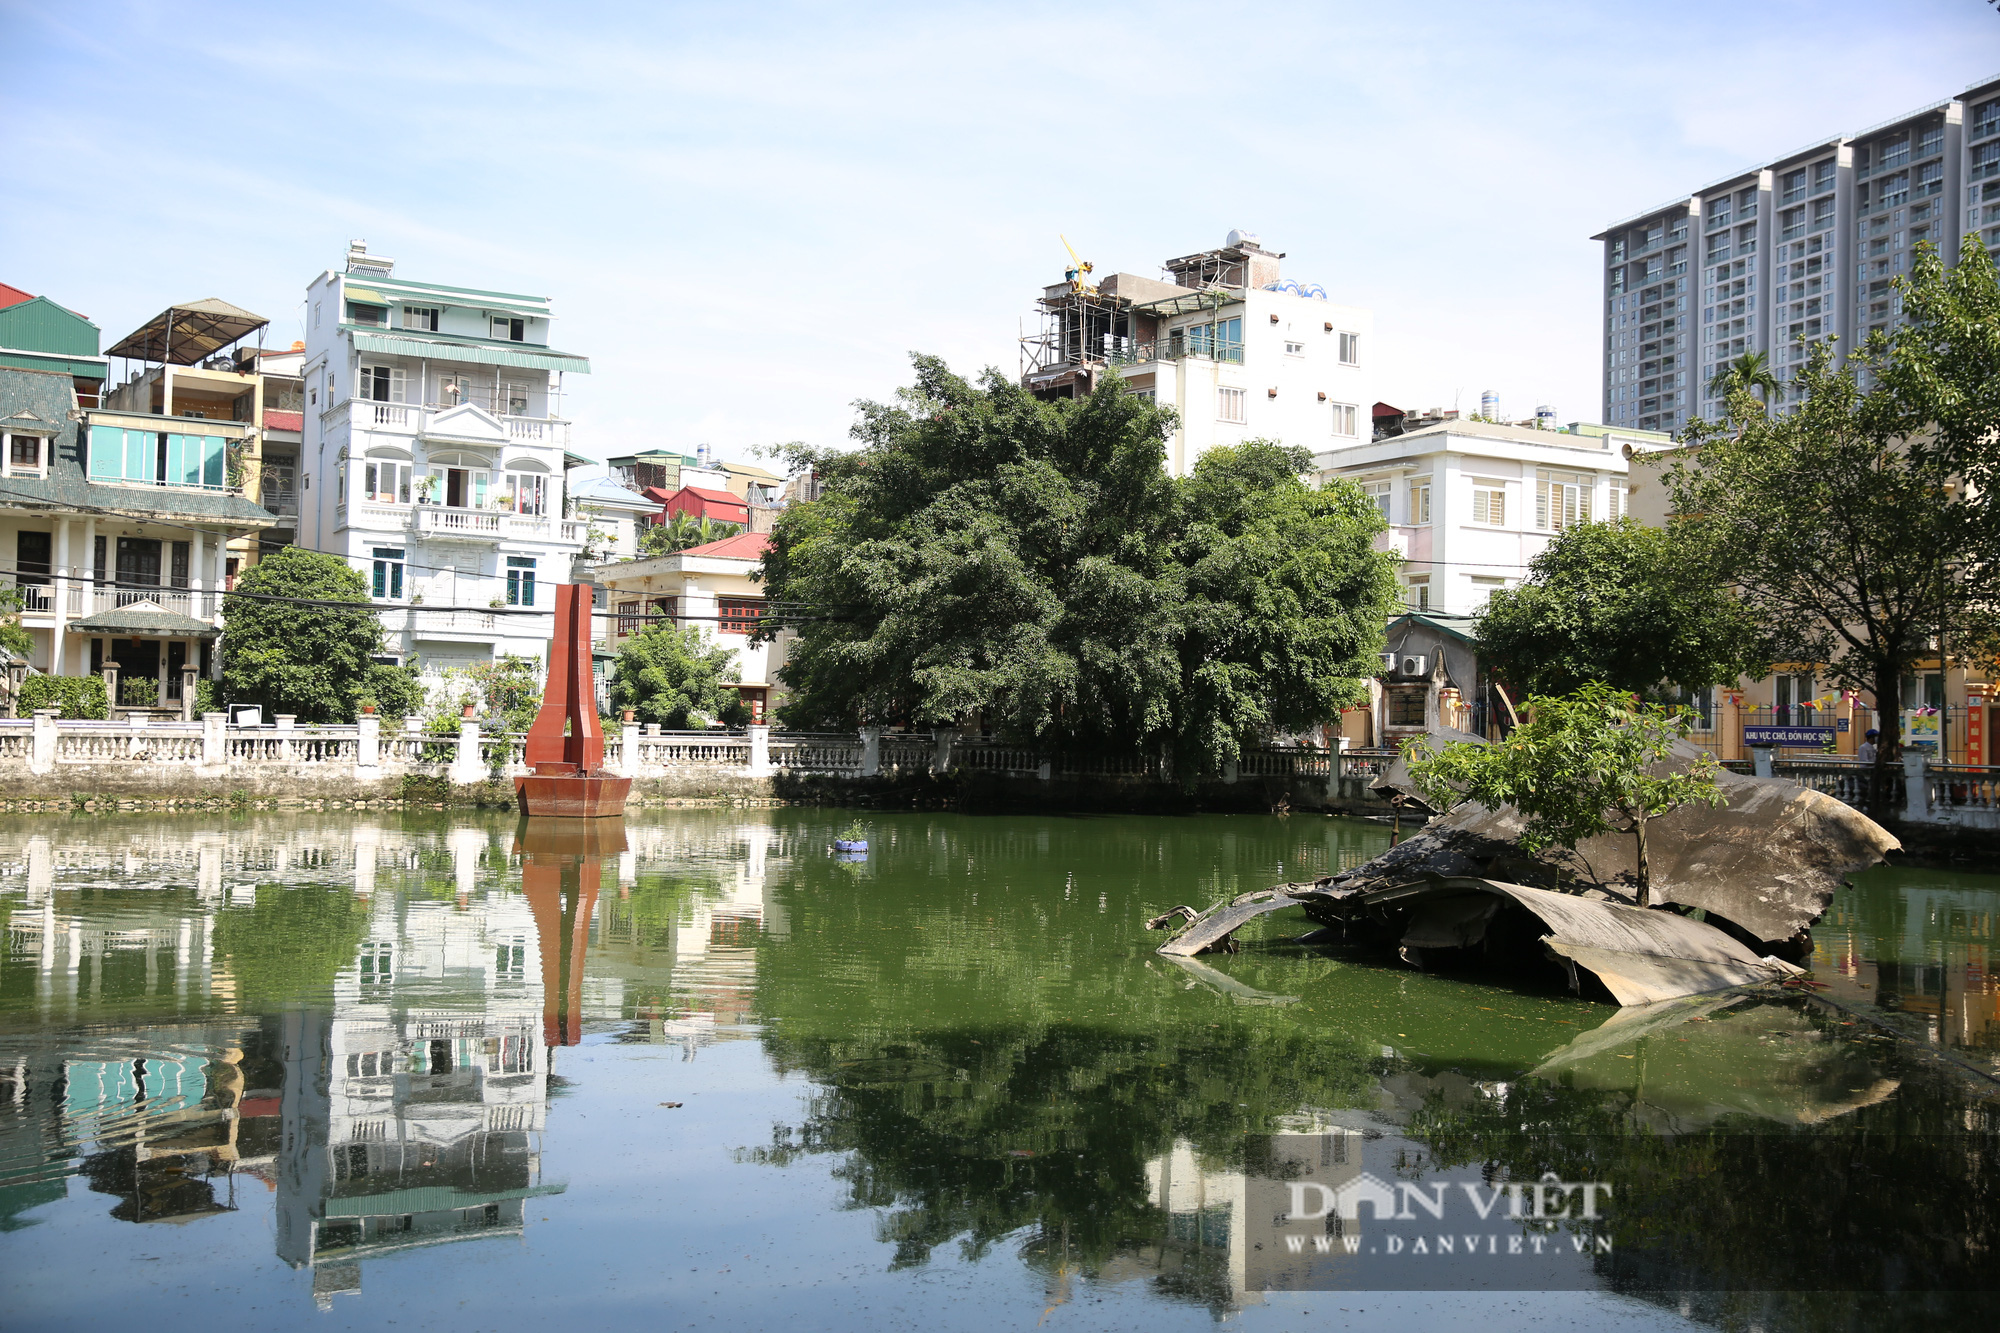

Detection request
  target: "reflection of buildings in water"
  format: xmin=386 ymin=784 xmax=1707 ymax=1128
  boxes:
xmin=275 ymin=821 xmax=606 ymax=1308
xmin=593 ymin=822 xmax=789 ymax=1057
xmin=0 ymin=814 xmax=794 ymax=1270
xmin=1095 ymin=1119 xmax=1365 ymax=1313
xmin=0 ymin=1026 xmax=264 ymax=1230
xmin=1814 ymin=888 xmax=2000 ymax=1054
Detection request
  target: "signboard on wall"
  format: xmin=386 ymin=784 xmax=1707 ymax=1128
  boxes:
xmin=1743 ymin=725 xmax=1834 ymax=746
xmin=1902 ymin=710 xmax=1942 ymax=752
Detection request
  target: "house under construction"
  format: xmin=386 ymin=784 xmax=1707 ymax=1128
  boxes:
xmin=1017 ymin=232 xmax=1373 ymax=477
xmin=1020 ymin=235 xmax=1292 ymax=400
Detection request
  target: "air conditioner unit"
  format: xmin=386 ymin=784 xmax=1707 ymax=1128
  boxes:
xmin=1379 ymin=652 xmax=1398 ymax=673
xmin=1400 ymin=654 xmax=1427 ymax=677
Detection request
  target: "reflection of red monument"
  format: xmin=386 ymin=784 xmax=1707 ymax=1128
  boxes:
xmin=517 ymin=817 xmax=626 ymax=1047
xmin=515 ymin=583 xmax=632 ymax=817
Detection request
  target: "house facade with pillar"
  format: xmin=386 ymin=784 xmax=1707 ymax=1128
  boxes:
xmin=0 ymin=365 xmax=277 ymax=700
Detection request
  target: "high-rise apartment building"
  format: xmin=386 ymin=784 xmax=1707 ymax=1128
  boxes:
xmin=1595 ymin=74 xmax=2000 ymax=434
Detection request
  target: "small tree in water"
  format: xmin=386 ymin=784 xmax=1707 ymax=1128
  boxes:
xmin=1404 ymin=682 xmax=1727 ymax=902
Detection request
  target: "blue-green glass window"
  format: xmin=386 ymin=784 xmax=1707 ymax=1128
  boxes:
xmin=1186 ymin=322 xmax=1213 ymax=357
xmin=88 ymin=425 xmax=124 ymax=479
xmin=160 ymin=433 xmax=227 ymax=487
xmin=506 ymin=556 xmax=536 ymax=606
xmin=371 ymin=547 xmax=405 ymax=600
xmin=126 ymin=428 xmax=153 ymax=481
xmin=166 ymin=433 xmax=200 ymax=487
xmin=1216 ymin=317 xmax=1243 ymax=362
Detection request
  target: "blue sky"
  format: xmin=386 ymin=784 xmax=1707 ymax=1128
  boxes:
xmin=4 ymin=0 xmax=1999 ymax=464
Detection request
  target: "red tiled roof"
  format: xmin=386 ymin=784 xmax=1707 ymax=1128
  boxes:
xmin=0 ymin=282 xmax=32 ymax=312
xmin=679 ymin=532 xmax=772 ymax=560
xmin=678 ymin=486 xmax=741 ymax=505
xmin=262 ymin=409 xmax=304 ymax=432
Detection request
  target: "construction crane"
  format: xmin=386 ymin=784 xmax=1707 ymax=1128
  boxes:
xmin=1060 ymin=234 xmax=1096 ymax=295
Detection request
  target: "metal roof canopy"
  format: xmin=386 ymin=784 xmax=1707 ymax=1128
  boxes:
xmin=1132 ymin=289 xmax=1240 ymax=319
xmin=106 ymin=299 xmax=270 ymax=365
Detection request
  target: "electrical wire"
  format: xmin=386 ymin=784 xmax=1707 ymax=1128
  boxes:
xmin=0 ymin=562 xmax=841 ymax=626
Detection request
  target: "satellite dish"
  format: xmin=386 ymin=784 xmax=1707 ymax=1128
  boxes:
xmin=1226 ymin=229 xmax=1260 ymax=249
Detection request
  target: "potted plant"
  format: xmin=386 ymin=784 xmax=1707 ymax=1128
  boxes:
xmin=462 ymin=703 xmax=477 ymax=719
xmin=832 ymin=820 xmax=868 ymax=856
xmin=359 ymin=698 xmax=378 ymax=716
xmin=622 ymin=708 xmax=635 ymax=722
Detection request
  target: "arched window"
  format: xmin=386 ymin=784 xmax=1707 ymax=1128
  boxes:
xmin=501 ymin=457 xmax=550 ymax=515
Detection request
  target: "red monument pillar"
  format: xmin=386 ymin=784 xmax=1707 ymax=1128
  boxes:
xmin=517 ymin=817 xmax=625 ymax=1046
xmin=515 ymin=583 xmax=633 ymax=816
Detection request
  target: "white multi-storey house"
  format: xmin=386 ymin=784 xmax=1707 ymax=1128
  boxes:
xmin=1317 ymin=419 xmax=1673 ymax=617
xmin=1021 ymin=231 xmax=1374 ymax=477
xmin=301 ymin=242 xmax=591 ymax=677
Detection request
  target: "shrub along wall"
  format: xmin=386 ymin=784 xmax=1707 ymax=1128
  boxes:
xmin=18 ymin=675 xmax=108 ymax=720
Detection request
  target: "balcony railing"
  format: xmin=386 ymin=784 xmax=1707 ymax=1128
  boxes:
xmin=409 ymin=506 xmax=587 ymax=543
xmin=1108 ymin=339 xmax=1246 ymax=367
xmin=333 ymin=399 xmax=571 ymax=446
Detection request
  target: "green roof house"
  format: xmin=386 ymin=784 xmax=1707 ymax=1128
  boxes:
xmin=0 ymin=281 xmax=107 ymax=405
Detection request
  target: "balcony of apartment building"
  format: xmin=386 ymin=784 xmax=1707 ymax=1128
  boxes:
xmin=339 ymin=457 xmax=586 ymax=546
xmin=326 ymin=361 xmax=571 ymax=450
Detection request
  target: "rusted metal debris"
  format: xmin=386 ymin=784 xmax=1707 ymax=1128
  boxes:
xmin=1151 ymin=738 xmax=1899 ymax=1006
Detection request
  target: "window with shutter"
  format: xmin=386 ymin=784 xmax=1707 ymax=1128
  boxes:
xmin=1535 ymin=470 xmax=1591 ymax=531
xmin=1472 ymin=486 xmax=1505 ymax=526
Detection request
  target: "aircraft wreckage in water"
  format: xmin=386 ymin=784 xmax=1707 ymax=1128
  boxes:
xmin=1149 ymin=734 xmax=1900 ymax=1007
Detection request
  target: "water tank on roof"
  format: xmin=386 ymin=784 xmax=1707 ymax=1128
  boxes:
xmin=1226 ymin=229 xmax=1260 ymax=250
xmin=1481 ymin=390 xmax=1500 ymax=421
xmin=1536 ymin=404 xmax=1556 ymax=430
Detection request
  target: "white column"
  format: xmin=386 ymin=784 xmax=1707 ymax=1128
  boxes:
xmin=451 ymin=716 xmax=484 ymax=785
xmin=49 ymin=520 xmax=68 ymax=675
xmin=620 ymin=719 xmax=640 ymax=778
xmin=80 ymin=516 xmax=96 ymax=644
xmin=747 ymin=723 xmax=770 ymax=776
xmin=860 ymin=725 xmax=881 ymax=777
xmin=1904 ymin=748 xmax=1930 ymax=822
xmin=191 ymin=529 xmax=205 ymax=621
xmin=29 ymin=709 xmax=55 ymax=775
xmin=355 ymin=712 xmax=381 ymax=776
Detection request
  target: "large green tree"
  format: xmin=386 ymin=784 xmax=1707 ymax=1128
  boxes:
xmin=1669 ymin=236 xmax=2000 ymax=813
xmin=219 ymin=546 xmax=423 ymax=722
xmin=758 ymin=356 xmax=1400 ymax=778
xmin=609 ymin=623 xmax=748 ymax=729
xmin=1474 ymin=518 xmax=1768 ymax=699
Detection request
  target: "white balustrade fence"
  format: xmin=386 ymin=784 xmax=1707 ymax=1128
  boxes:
xmin=0 ymin=715 xmax=1383 ymax=791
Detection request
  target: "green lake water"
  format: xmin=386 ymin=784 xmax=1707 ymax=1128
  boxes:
xmin=0 ymin=808 xmax=1996 ymax=1332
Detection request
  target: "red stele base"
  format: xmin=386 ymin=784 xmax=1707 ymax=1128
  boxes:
xmin=515 ymin=764 xmax=633 ymax=818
